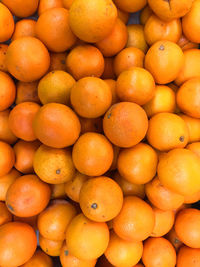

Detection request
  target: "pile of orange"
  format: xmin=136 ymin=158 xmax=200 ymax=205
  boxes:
xmin=0 ymin=0 xmax=200 ymax=266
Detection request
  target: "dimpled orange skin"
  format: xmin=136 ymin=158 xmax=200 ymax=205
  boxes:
xmin=177 ymin=246 xmax=200 ymax=267
xmin=6 ymin=174 xmax=51 ymax=217
xmin=114 ymin=0 xmax=147 ymax=13
xmin=0 ymin=71 xmax=16 ymax=112
xmin=33 ymin=103 xmax=81 ymax=148
xmin=145 ymin=40 xmax=184 ymax=84
xmin=103 ymin=102 xmax=148 ymax=148
xmin=12 ymin=19 xmax=36 ymax=41
xmin=66 ymin=213 xmax=110 ymax=260
xmin=180 ymin=114 xmax=200 ymax=143
xmin=38 ymin=0 xmax=64 ymax=15
xmin=145 ymin=176 xmax=184 ymax=211
xmin=72 ymin=132 xmax=114 ymax=177
xmin=0 ymin=44 xmax=8 ymax=72
xmin=0 ymin=141 xmax=15 ymax=177
xmin=1 ymin=0 xmax=39 ymax=17
xmin=157 ymin=148 xmax=200 ymax=196
xmin=69 ymin=0 xmax=117 ymax=43
xmin=113 ymin=196 xmax=155 ymax=242
xmin=6 ymin=37 xmax=50 ymax=82
xmin=0 ymin=222 xmax=37 ymax=266
xmin=36 ymin=8 xmax=77 ymax=53
xmin=187 ymin=142 xmax=200 ymax=158
xmin=0 ymin=3 xmax=14 ymax=42
xmin=21 ymin=249 xmax=53 ymax=267
xmin=0 ymin=110 xmax=18 ymax=145
xmin=126 ymin=24 xmax=148 ymax=53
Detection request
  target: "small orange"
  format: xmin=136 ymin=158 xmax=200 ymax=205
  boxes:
xmin=103 ymin=102 xmax=148 ymax=148
xmin=79 ymin=117 xmax=103 ymax=134
xmin=117 ymin=8 xmax=130 ymax=24
xmin=126 ymin=24 xmax=148 ymax=53
xmin=117 ymin=143 xmax=158 ymax=184
xmin=33 ymin=144 xmax=75 ymax=184
xmin=16 ymin=81 xmax=40 ymax=105
xmin=33 ymin=103 xmax=81 ymax=148
xmin=113 ymin=0 xmax=147 ymax=13
xmin=166 ymin=228 xmax=183 ymax=251
xmin=177 ymin=35 xmax=199 ymax=51
xmin=114 ymin=47 xmax=145 ymax=77
xmin=145 ymin=176 xmax=184 ymax=211
xmin=38 ymin=0 xmax=64 ymax=15
xmin=144 ymin=15 xmax=182 ymax=45
xmin=116 ymin=67 xmax=155 ymax=105
xmin=157 ymin=148 xmax=200 ymax=196
xmin=14 ymin=140 xmax=40 ymax=174
xmin=69 ymin=0 xmax=117 ymax=43
xmin=177 ymin=246 xmax=200 ymax=267
xmin=71 ymin=77 xmax=112 ymax=118
xmin=6 ymin=174 xmax=51 ymax=217
xmin=147 ymin=113 xmax=189 ymax=151
xmin=177 ymin=77 xmax=200 ymax=118
xmin=50 ymin=183 xmax=66 ymax=200
xmin=66 ymin=45 xmax=104 ymax=80
xmin=101 ymin=57 xmax=116 ymax=80
xmin=39 ymin=234 xmax=64 ymax=257
xmin=38 ymin=199 xmax=77 ymax=241
xmin=0 ymin=202 xmax=12 ymax=226
xmin=12 ymin=19 xmax=36 ymax=41
xmin=142 ymin=237 xmax=176 ymax=267
xmin=49 ymin=52 xmax=67 ymax=72
xmin=0 ymin=71 xmax=16 ymax=112
xmin=96 ymin=18 xmax=128 ymax=57
xmin=187 ymin=142 xmax=200 ymax=158
xmin=21 ymin=249 xmax=53 ymax=267
xmin=180 ymin=114 xmax=200 ymax=143
xmin=0 ymin=109 xmax=17 ymax=145
xmin=140 ymin=5 xmax=153 ymax=25
xmin=113 ymin=196 xmax=155 ymax=242
xmin=72 ymin=132 xmax=113 ymax=176
xmin=105 ymin=231 xmax=143 ymax=267
xmin=145 ymin=40 xmax=184 ymax=84
xmin=104 ymin=79 xmax=119 ymax=105
xmin=0 ymin=44 xmax=8 ymax=72
xmin=143 ymin=85 xmax=176 ymax=118
xmin=66 ymin=213 xmax=110 ymax=260
xmin=2 ymin=0 xmax=39 ymax=17
xmin=9 ymin=102 xmax=41 ymax=142
xmin=0 ymin=3 xmax=14 ymax=42
xmin=65 ymin=171 xmax=89 ymax=202
xmin=0 ymin=141 xmax=15 ymax=177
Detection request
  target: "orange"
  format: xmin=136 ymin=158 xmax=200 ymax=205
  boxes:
xmin=12 ymin=19 xmax=36 ymax=41
xmin=105 ymin=231 xmax=143 ymax=267
xmin=109 ymin=145 xmax=120 ymax=171
xmin=140 ymin=5 xmax=153 ymax=25
xmin=79 ymin=117 xmax=103 ymax=134
xmin=0 ymin=44 xmax=8 ymax=72
xmin=182 ymin=0 xmax=200 ymax=43
xmin=60 ymin=241 xmax=97 ymax=267
xmin=13 ymin=215 xmax=38 ymax=231
xmin=175 ymin=49 xmax=200 ymax=86
xmin=142 ymin=237 xmax=176 ymax=267
xmin=2 ymin=0 xmax=39 ymax=17
xmin=70 ymin=77 xmax=112 ymax=118
xmin=144 ymin=15 xmax=182 ymax=45
xmin=117 ymin=143 xmax=158 ymax=184
xmin=0 ymin=3 xmax=14 ymax=42
xmin=114 ymin=172 xmax=145 ymax=198
xmin=148 ymin=0 xmax=193 ymax=21
xmin=72 ymin=132 xmax=113 ymax=176
xmin=114 ymin=47 xmax=145 ymax=77
xmin=175 ymin=208 xmax=200 ymax=248
xmin=180 ymin=114 xmax=200 ymax=143
xmin=65 ymin=171 xmax=89 ymax=202
xmin=177 ymin=246 xmax=200 ymax=267
xmin=6 ymin=174 xmax=51 ymax=217
xmin=117 ymin=8 xmax=130 ymax=24
xmin=39 ymin=234 xmax=64 ymax=257
xmin=101 ymin=57 xmax=116 ymax=80
xmin=66 ymin=45 xmax=104 ymax=80
xmin=38 ymin=70 xmax=75 ymax=105
xmin=178 ymin=35 xmax=199 ymax=51
xmin=113 ymin=0 xmax=147 ymax=13
xmin=126 ymin=24 xmax=148 ymax=53
xmin=145 ymin=40 xmax=184 ymax=84
xmin=166 ymin=228 xmax=183 ymax=251
xmin=0 ymin=168 xmax=21 ymax=201
xmin=113 ymin=196 xmax=155 ymax=242
xmin=33 ymin=144 xmax=75 ymax=184
xmin=38 ymin=0 xmax=64 ymax=15
xmin=66 ymin=213 xmax=109 ymax=260
xmin=49 ymin=52 xmax=67 ymax=72
xmin=184 ymin=190 xmax=200 ymax=204
xmin=63 ymin=0 xmax=74 ymax=9
xmin=157 ymin=148 xmax=200 ymax=196
xmin=104 ymin=79 xmax=119 ymax=105
xmin=36 ymin=8 xmax=77 ymax=52
xmin=0 ymin=222 xmax=37 ymax=266
xmin=96 ymin=18 xmax=128 ymax=57
xmin=16 ymin=81 xmax=40 ymax=105
xmin=0 ymin=71 xmax=16 ymax=112
xmin=14 ymin=140 xmax=40 ymax=174
xmin=38 ymin=199 xmax=77 ymax=241
xmin=151 ymin=207 xmax=175 ymax=237
xmin=0 ymin=141 xmax=15 ymax=177
xmin=177 ymin=77 xmax=200 ymax=118
xmin=69 ymin=0 xmax=117 ymax=43
xmin=33 ymin=103 xmax=81 ymax=148
xmin=50 ymin=183 xmax=66 ymax=199
xmin=143 ymin=85 xmax=176 ymax=118
xmin=0 ymin=109 xmax=17 ymax=145
xmin=116 ymin=67 xmax=155 ymax=105
xmin=6 ymin=37 xmax=50 ymax=82
xmin=79 ymin=176 xmax=123 ymax=222
xmin=0 ymin=202 xmax=12 ymax=226
xmin=147 ymin=113 xmax=189 ymax=151
xmin=9 ymin=102 xmax=41 ymax=141
xmin=21 ymin=249 xmax=53 ymax=267
xmin=145 ymin=177 xmax=184 ymax=211
xmin=103 ymin=102 xmax=148 ymax=148
xmin=187 ymin=142 xmax=200 ymax=158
